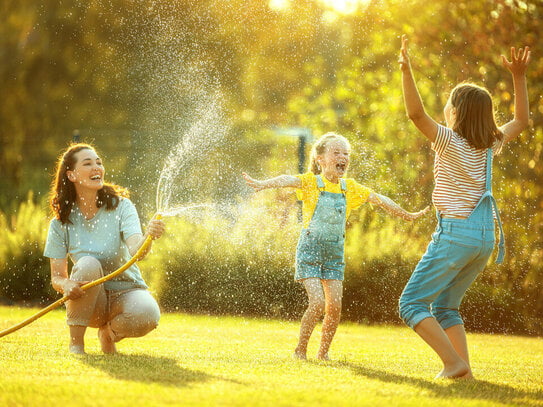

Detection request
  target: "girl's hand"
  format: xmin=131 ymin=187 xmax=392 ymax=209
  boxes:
xmin=62 ymin=279 xmax=87 ymax=300
xmin=502 ymin=46 xmax=531 ymax=77
xmin=242 ymin=172 xmax=266 ymax=192
xmin=399 ymin=34 xmax=411 ymax=71
xmin=404 ymin=205 xmax=431 ymax=221
xmin=146 ymin=217 xmax=165 ymax=240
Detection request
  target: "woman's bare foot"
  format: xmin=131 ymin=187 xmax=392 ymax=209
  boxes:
xmin=98 ymin=324 xmax=117 ymax=354
xmin=435 ymin=361 xmax=470 ymax=379
xmin=69 ymin=344 xmax=86 ymax=355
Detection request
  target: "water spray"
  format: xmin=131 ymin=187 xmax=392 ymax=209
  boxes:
xmin=1 ymin=75 xmax=228 ymax=339
xmin=0 ymin=215 xmax=162 ymax=338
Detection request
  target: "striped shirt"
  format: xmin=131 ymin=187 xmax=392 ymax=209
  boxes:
xmin=431 ymin=125 xmax=501 ymax=217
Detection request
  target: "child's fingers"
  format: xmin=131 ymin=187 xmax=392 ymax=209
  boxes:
xmin=521 ymin=46 xmax=531 ymax=63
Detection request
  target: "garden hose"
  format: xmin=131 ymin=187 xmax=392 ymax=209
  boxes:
xmin=0 ymin=214 xmax=162 ymax=338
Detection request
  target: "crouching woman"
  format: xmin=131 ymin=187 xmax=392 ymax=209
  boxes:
xmin=44 ymin=143 xmax=165 ymax=355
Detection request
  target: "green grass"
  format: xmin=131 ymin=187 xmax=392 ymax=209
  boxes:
xmin=0 ymin=306 xmax=541 ymax=407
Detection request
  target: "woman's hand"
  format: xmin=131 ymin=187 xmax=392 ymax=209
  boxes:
xmin=242 ymin=172 xmax=266 ymax=192
xmin=62 ymin=279 xmax=87 ymax=300
xmin=502 ymin=46 xmax=531 ymax=77
xmin=146 ymin=217 xmax=165 ymax=240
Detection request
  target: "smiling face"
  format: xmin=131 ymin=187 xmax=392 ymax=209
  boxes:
xmin=66 ymin=148 xmax=105 ymax=192
xmin=317 ymin=138 xmax=350 ymax=183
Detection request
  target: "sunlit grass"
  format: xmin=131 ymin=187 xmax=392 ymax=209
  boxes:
xmin=0 ymin=306 xmax=542 ymax=407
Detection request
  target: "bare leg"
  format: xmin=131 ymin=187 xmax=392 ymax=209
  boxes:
xmin=317 ymin=280 xmax=343 ymax=360
xmin=100 ymin=288 xmax=160 ymax=355
xmin=414 ymin=317 xmax=469 ymax=378
xmin=69 ymin=325 xmax=87 ymax=354
xmin=66 ymin=256 xmax=107 ymax=355
xmin=445 ymin=324 xmax=473 ymax=378
xmin=294 ymin=278 xmax=325 ymax=359
xmin=98 ymin=323 xmax=117 ymax=354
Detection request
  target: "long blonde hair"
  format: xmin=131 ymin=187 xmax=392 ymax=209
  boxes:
xmin=308 ymin=132 xmax=351 ymax=174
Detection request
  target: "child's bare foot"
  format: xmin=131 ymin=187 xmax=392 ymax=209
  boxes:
xmin=435 ymin=361 xmax=470 ymax=379
xmin=316 ymin=353 xmax=330 ymax=361
xmin=459 ymin=370 xmax=475 ymax=380
xmin=98 ymin=324 xmax=117 ymax=354
xmin=69 ymin=344 xmax=86 ymax=355
xmin=293 ymin=350 xmax=307 ymax=360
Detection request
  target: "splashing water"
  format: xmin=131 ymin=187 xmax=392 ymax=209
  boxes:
xmin=160 ymin=203 xmax=217 ymax=218
xmin=155 ymin=88 xmax=230 ymax=216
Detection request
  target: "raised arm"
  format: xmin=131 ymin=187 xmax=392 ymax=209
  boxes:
xmin=399 ymin=35 xmax=439 ymax=142
xmin=242 ymin=172 xmax=301 ymax=192
xmin=499 ymin=46 xmax=531 ymax=143
xmin=368 ymin=192 xmax=430 ymax=221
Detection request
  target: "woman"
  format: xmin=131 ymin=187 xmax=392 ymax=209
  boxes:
xmin=44 ymin=143 xmax=165 ymax=355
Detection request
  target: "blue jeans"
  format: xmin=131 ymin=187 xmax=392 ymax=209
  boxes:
xmin=399 ymin=218 xmax=495 ymax=330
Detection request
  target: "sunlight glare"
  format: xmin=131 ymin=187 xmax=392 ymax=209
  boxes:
xmin=319 ymin=0 xmax=371 ymax=14
xmin=269 ymin=0 xmax=290 ymax=11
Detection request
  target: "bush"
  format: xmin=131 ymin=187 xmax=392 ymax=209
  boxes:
xmin=140 ymin=195 xmax=307 ymax=319
xmin=0 ymin=193 xmax=55 ymax=304
xmin=1 ymin=190 xmax=541 ymax=335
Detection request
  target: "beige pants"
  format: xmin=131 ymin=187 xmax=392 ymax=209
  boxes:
xmin=66 ymin=256 xmax=160 ymax=341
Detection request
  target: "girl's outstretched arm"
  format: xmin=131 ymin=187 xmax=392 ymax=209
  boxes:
xmin=500 ymin=46 xmax=531 ymax=144
xmin=399 ymin=35 xmax=438 ymax=142
xmin=368 ymin=192 xmax=430 ymax=221
xmin=243 ymin=172 xmax=301 ymax=192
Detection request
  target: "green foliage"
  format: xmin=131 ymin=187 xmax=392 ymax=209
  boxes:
xmin=1 ymin=0 xmax=542 ymax=333
xmin=141 ymin=194 xmax=307 ymax=319
xmin=0 ymin=193 xmax=54 ymax=303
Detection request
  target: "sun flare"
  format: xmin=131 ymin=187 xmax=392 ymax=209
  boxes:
xmin=319 ymin=0 xmax=372 ymax=14
xmin=269 ymin=0 xmax=372 ymax=14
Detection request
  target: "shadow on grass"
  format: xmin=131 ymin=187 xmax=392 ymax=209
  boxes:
xmin=80 ymin=353 xmax=227 ymax=388
xmin=331 ymin=361 xmax=543 ymax=406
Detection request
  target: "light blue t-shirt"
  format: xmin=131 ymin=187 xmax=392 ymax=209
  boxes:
xmin=44 ymin=198 xmax=147 ymax=291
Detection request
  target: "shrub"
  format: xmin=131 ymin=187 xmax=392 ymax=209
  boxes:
xmin=0 ymin=193 xmax=55 ymax=304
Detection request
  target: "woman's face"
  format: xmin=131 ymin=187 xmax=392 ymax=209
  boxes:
xmin=66 ymin=148 xmax=105 ymax=192
xmin=317 ymin=139 xmax=350 ymax=183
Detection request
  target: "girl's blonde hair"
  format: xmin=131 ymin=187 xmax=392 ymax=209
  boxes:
xmin=308 ymin=132 xmax=351 ymax=174
xmin=450 ymin=83 xmax=503 ymax=149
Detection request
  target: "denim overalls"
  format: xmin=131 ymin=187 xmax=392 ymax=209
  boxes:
xmin=295 ymin=175 xmax=347 ymax=281
xmin=399 ymin=149 xmax=505 ymax=330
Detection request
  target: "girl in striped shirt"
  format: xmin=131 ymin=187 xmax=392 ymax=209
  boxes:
xmin=398 ymin=35 xmax=530 ymax=379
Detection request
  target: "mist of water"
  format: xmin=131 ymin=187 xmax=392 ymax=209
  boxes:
xmin=154 ymin=86 xmax=231 ymax=219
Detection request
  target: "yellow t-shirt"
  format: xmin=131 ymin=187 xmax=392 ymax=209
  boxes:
xmin=295 ymin=172 xmax=373 ymax=229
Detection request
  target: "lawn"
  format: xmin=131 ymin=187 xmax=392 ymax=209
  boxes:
xmin=0 ymin=306 xmax=541 ymax=407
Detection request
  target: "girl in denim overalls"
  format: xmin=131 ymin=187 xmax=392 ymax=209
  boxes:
xmin=399 ymin=35 xmax=530 ymax=378
xmin=243 ymin=133 xmax=429 ymax=360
